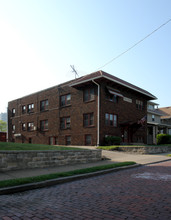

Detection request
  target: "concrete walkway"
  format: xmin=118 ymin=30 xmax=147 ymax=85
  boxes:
xmin=0 ymin=147 xmax=170 ymax=182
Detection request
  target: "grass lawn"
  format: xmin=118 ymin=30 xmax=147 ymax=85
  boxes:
xmin=0 ymin=142 xmax=82 ymax=151
xmin=97 ymin=146 xmax=120 ymax=151
xmin=97 ymin=145 xmax=171 ymax=151
xmin=168 ymin=154 xmax=171 ymax=157
xmin=0 ymin=161 xmax=136 ymax=188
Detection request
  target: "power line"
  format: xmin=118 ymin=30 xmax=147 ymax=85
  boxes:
xmin=97 ymin=18 xmax=171 ymax=70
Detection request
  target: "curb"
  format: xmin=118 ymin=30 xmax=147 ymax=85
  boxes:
xmin=0 ymin=164 xmax=140 ymax=195
xmin=142 ymin=158 xmax=171 ymax=166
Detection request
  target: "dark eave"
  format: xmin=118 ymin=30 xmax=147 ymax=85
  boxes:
xmin=70 ymin=70 xmax=157 ymax=100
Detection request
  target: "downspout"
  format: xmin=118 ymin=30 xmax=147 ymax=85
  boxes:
xmin=92 ymin=80 xmax=100 ymax=146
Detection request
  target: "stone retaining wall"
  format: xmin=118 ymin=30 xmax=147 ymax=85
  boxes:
xmin=118 ymin=146 xmax=171 ymax=154
xmin=0 ymin=149 xmax=102 ymax=171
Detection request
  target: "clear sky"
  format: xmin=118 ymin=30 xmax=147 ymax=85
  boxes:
xmin=0 ymin=0 xmax=171 ymax=113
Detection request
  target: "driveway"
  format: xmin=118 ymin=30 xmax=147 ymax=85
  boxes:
xmin=0 ymin=160 xmax=170 ymax=220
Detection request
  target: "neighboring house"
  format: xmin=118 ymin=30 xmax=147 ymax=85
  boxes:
xmin=147 ymin=102 xmax=163 ymax=144
xmin=8 ymin=71 xmax=156 ymax=146
xmin=158 ymin=107 xmax=171 ymax=135
xmin=147 ymin=103 xmax=171 ymax=144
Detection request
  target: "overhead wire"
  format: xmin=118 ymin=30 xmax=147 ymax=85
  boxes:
xmin=97 ymin=18 xmax=171 ymax=70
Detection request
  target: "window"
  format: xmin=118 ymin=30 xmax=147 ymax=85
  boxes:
xmin=66 ymin=136 xmax=71 ymax=145
xmin=12 ymin=108 xmax=15 ymax=117
xmin=60 ymin=117 xmax=71 ymax=129
xmin=83 ymin=113 xmax=94 ymax=127
xmin=12 ymin=125 xmax=15 ymax=131
xmin=136 ymin=100 xmax=143 ymax=110
xmin=105 ymin=113 xmax=117 ymax=127
xmin=152 ymin=115 xmax=155 ymax=122
xmin=60 ymin=94 xmax=71 ymax=107
xmin=148 ymin=104 xmax=154 ymax=110
xmin=85 ymin=134 xmax=92 ymax=145
xmin=49 ymin=136 xmax=58 ymax=145
xmin=83 ymin=88 xmax=95 ymax=102
xmin=29 ymin=138 xmax=32 ymax=144
xmin=28 ymin=104 xmax=34 ymax=113
xmin=27 ymin=122 xmax=34 ymax=131
xmin=168 ymin=129 xmax=171 ymax=135
xmin=22 ymin=123 xmax=26 ymax=131
xmin=40 ymin=100 xmax=49 ymax=111
xmin=22 ymin=105 xmax=26 ymax=114
xmin=108 ymin=93 xmax=118 ymax=103
xmin=40 ymin=120 xmax=48 ymax=131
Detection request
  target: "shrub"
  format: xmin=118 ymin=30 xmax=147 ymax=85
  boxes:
xmin=157 ymin=134 xmax=171 ymax=145
xmin=104 ymin=136 xmax=121 ymax=145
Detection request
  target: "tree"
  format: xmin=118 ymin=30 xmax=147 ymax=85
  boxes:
xmin=0 ymin=120 xmax=7 ymax=132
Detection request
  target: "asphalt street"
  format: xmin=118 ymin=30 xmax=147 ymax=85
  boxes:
xmin=0 ymin=160 xmax=171 ymax=220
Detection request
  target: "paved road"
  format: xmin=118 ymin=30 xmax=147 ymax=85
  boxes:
xmin=0 ymin=161 xmax=171 ymax=220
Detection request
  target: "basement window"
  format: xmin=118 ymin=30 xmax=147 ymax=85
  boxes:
xmin=85 ymin=134 xmax=92 ymax=145
xmin=66 ymin=136 xmax=71 ymax=145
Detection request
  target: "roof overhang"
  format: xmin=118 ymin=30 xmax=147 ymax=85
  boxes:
xmin=70 ymin=72 xmax=157 ymax=100
xmin=147 ymin=110 xmax=164 ymax=116
xmin=106 ymin=86 xmax=123 ymax=97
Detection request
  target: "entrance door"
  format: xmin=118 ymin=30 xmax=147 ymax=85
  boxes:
xmin=122 ymin=127 xmax=131 ymax=143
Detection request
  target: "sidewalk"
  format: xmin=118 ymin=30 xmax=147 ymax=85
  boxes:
xmin=0 ymin=148 xmax=170 ymax=181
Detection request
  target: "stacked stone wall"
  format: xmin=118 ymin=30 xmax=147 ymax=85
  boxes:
xmin=0 ymin=149 xmax=101 ymax=171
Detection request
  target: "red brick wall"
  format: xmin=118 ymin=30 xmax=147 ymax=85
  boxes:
xmin=99 ymin=79 xmax=147 ymax=144
xmin=8 ymin=83 xmax=98 ymax=146
xmin=8 ymin=78 xmax=149 ymax=146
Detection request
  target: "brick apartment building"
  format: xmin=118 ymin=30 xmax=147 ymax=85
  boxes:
xmin=8 ymin=71 xmax=156 ymax=146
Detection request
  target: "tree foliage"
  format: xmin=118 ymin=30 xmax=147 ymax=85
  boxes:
xmin=0 ymin=120 xmax=7 ymax=132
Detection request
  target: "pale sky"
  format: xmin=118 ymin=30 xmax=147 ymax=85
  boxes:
xmin=0 ymin=0 xmax=171 ymax=113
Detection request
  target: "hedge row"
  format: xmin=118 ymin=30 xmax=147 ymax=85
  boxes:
xmin=157 ymin=134 xmax=171 ymax=145
xmin=104 ymin=136 xmax=122 ymax=145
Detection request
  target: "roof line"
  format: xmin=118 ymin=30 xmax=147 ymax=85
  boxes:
xmin=70 ymin=71 xmax=156 ymax=99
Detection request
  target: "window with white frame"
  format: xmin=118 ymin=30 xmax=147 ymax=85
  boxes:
xmin=152 ymin=115 xmax=155 ymax=122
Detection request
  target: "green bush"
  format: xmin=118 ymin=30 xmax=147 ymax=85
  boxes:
xmin=157 ymin=134 xmax=171 ymax=145
xmin=104 ymin=136 xmax=121 ymax=145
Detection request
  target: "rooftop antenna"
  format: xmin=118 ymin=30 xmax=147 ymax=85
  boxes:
xmin=70 ymin=65 xmax=79 ymax=79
